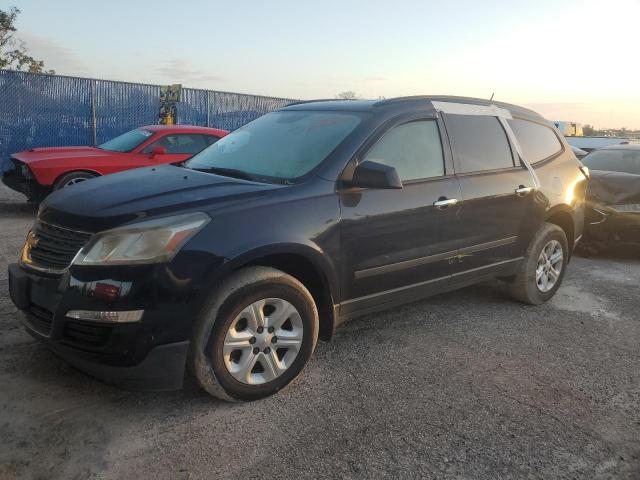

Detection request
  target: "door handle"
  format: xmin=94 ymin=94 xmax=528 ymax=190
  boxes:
xmin=433 ymin=198 xmax=458 ymax=210
xmin=515 ymin=186 xmax=534 ymax=197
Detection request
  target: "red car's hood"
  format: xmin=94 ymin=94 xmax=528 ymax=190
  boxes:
xmin=12 ymin=146 xmax=122 ymax=164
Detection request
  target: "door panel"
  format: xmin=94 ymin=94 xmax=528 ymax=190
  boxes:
xmin=101 ymin=152 xmax=187 ymax=173
xmin=440 ymin=111 xmax=538 ymax=281
xmin=450 ymin=168 xmax=536 ymax=279
xmin=339 ymin=177 xmax=462 ymax=314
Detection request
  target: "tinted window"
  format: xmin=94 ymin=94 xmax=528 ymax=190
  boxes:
xmin=363 ymin=120 xmax=444 ymax=181
xmin=508 ymin=118 xmax=562 ymax=164
xmin=444 ymin=114 xmax=514 ymax=173
xmin=186 ymin=111 xmax=362 ymax=181
xmin=143 ymin=134 xmax=210 ymax=154
xmin=99 ymin=129 xmax=153 ymax=152
xmin=583 ymin=149 xmax=640 ymax=175
xmin=205 ymin=135 xmax=220 ymax=146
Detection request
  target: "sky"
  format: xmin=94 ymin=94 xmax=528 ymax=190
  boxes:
xmin=4 ymin=0 xmax=640 ymax=128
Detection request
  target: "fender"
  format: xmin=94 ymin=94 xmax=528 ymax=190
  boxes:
xmin=193 ymin=242 xmax=340 ymax=340
xmin=544 ymin=203 xmax=576 ymax=219
xmin=222 ymin=242 xmax=340 ymax=304
xmin=543 ymin=203 xmax=581 ymax=255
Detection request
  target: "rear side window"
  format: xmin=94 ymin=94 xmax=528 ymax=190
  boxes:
xmin=363 ymin=120 xmax=445 ymax=181
xmin=143 ymin=134 xmax=210 ymax=154
xmin=508 ymin=118 xmax=563 ymax=164
xmin=444 ymin=114 xmax=514 ymax=173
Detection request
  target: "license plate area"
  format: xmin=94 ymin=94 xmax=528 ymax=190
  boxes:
xmin=9 ymin=264 xmax=63 ymax=337
xmin=8 ymin=264 xmax=29 ymax=310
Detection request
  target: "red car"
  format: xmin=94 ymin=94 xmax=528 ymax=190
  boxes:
xmin=1 ymin=125 xmax=228 ymax=201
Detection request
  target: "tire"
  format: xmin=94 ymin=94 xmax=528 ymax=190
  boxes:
xmin=506 ymin=222 xmax=569 ymax=305
xmin=190 ymin=266 xmax=319 ymax=401
xmin=53 ymin=171 xmax=97 ymax=191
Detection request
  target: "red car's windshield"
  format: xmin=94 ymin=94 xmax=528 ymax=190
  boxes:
xmin=98 ymin=129 xmax=153 ymax=152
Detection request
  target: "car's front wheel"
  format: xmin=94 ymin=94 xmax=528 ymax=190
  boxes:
xmin=53 ymin=171 xmax=97 ymax=190
xmin=506 ymin=222 xmax=569 ymax=305
xmin=190 ymin=267 xmax=319 ymax=401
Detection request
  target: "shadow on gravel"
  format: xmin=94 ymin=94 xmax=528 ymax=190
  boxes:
xmin=16 ymin=340 xmax=221 ymax=406
xmin=0 ymin=199 xmax=38 ymax=219
xmin=575 ymin=242 xmax=640 ymax=261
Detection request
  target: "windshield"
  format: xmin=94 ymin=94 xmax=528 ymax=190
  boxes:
xmin=583 ymin=149 xmax=640 ymax=175
xmin=98 ymin=129 xmax=154 ymax=152
xmin=185 ymin=111 xmax=362 ymax=181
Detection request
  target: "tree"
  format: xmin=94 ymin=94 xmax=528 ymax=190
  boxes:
xmin=336 ymin=91 xmax=360 ymax=100
xmin=0 ymin=6 xmax=54 ymax=74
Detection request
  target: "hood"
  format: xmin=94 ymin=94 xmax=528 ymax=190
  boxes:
xmin=587 ymin=170 xmax=640 ymax=206
xmin=12 ymin=146 xmax=119 ymax=164
xmin=40 ymin=165 xmax=284 ymax=232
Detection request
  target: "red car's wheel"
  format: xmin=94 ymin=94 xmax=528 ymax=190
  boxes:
xmin=53 ymin=171 xmax=98 ymax=191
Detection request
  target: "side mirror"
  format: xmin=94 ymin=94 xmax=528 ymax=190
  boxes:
xmin=151 ymin=146 xmax=167 ymax=157
xmin=347 ymin=160 xmax=403 ymax=189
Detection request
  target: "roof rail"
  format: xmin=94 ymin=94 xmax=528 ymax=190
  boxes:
xmin=285 ymin=99 xmax=355 ymax=107
xmin=374 ymin=95 xmax=542 ymax=118
xmin=374 ymin=96 xmax=435 ymax=106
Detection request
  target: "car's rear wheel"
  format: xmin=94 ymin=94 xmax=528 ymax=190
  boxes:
xmin=190 ymin=267 xmax=319 ymax=401
xmin=53 ymin=171 xmax=97 ymax=190
xmin=506 ymin=222 xmax=569 ymax=305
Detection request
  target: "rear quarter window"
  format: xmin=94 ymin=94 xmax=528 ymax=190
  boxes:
xmin=444 ymin=114 xmax=514 ymax=173
xmin=508 ymin=118 xmax=563 ymax=164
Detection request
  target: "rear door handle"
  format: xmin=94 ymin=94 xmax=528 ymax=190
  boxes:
xmin=515 ymin=186 xmax=534 ymax=197
xmin=433 ymin=198 xmax=458 ymax=210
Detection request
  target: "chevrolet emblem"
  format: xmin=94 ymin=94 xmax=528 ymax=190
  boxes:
xmin=20 ymin=231 xmax=38 ymax=265
xmin=27 ymin=231 xmax=39 ymax=248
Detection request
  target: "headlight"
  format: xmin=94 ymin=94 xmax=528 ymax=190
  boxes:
xmin=73 ymin=212 xmax=210 ymax=266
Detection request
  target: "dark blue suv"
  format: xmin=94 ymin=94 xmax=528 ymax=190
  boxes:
xmin=8 ymin=97 xmax=589 ymax=400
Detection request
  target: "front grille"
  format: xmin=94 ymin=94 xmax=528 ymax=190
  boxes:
xmin=26 ymin=304 xmax=54 ymax=335
xmin=63 ymin=320 xmax=112 ymax=347
xmin=28 ymin=221 xmax=92 ymax=271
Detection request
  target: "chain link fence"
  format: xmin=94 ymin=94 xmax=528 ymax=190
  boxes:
xmin=0 ymin=70 xmax=297 ymax=162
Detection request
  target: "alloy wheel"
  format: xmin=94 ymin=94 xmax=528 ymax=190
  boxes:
xmin=536 ymin=239 xmax=563 ymax=293
xmin=64 ymin=177 xmax=88 ymax=187
xmin=222 ymin=298 xmax=303 ymax=385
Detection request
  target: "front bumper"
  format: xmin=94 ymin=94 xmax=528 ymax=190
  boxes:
xmin=1 ymin=158 xmax=47 ymax=201
xmin=7 ymin=262 xmax=198 ymax=390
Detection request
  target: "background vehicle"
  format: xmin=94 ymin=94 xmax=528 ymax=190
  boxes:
xmin=582 ymin=144 xmax=640 ymax=244
xmin=566 ymin=136 xmax=638 ymax=152
xmin=571 ymin=145 xmax=588 ymax=159
xmin=552 ymin=120 xmax=638 ymax=152
xmin=1 ymin=125 xmax=228 ymax=202
xmin=8 ymin=97 xmax=588 ymax=401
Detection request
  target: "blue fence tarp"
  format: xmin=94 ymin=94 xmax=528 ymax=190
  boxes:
xmin=0 ymin=70 xmax=296 ymax=162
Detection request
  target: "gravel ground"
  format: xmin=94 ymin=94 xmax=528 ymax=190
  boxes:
xmin=0 ymin=183 xmax=638 ymax=480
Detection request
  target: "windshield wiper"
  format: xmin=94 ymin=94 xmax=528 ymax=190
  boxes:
xmin=189 ymin=166 xmax=260 ymax=182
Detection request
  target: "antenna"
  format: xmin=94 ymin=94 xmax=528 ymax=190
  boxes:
xmin=489 ymin=92 xmax=495 ymax=101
